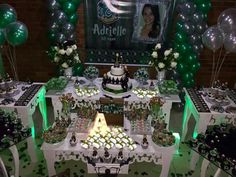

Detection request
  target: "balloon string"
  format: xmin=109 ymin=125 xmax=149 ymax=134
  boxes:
xmin=5 ymin=45 xmax=15 ymax=77
xmin=13 ymin=47 xmax=19 ymax=81
xmin=210 ymin=52 xmax=216 ymax=87
xmin=213 ymin=46 xmax=223 ymax=85
xmin=215 ymin=52 xmax=228 ymax=82
xmin=6 ymin=44 xmax=18 ymax=81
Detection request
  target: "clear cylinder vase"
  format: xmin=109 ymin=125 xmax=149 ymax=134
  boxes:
xmin=64 ymin=67 xmax=73 ymax=78
xmin=156 ymin=70 xmax=166 ymax=85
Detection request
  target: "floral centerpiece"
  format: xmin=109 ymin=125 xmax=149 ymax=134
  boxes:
xmin=149 ymin=43 xmax=179 ymax=71
xmin=47 ymin=43 xmax=81 ymax=74
xmin=59 ymin=93 xmax=75 ymax=115
xmin=150 ymin=96 xmax=165 ymax=118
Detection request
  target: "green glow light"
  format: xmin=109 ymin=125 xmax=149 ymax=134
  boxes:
xmin=38 ymin=86 xmax=48 ymax=129
xmin=31 ymin=127 xmax=35 ymax=139
xmin=173 ymin=133 xmax=180 ymax=154
xmin=182 ymin=95 xmax=198 ymax=140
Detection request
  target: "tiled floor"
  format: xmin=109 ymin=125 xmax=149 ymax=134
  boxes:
xmin=0 ymin=101 xmax=230 ymax=177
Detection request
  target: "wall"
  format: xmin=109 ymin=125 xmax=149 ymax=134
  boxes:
xmin=1 ymin=0 xmax=236 ymax=87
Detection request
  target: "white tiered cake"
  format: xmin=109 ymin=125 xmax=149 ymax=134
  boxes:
xmin=102 ymin=54 xmax=131 ymax=93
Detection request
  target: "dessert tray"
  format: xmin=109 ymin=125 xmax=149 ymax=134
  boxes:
xmin=67 ymin=117 xmax=92 ymax=133
xmin=203 ymin=88 xmax=230 ymax=107
xmin=130 ymin=120 xmax=152 ymax=135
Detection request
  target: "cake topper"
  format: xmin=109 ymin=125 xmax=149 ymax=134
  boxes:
xmin=115 ymin=53 xmax=120 ymax=67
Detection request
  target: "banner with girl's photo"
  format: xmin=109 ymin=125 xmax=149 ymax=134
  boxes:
xmin=84 ymin=0 xmax=175 ymax=64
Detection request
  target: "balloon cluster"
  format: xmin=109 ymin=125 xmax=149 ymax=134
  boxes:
xmin=202 ymin=8 xmax=236 ymax=85
xmin=47 ymin=0 xmax=81 ymax=44
xmin=174 ymin=0 xmax=211 ymax=88
xmin=0 ymin=4 xmax=28 ymax=46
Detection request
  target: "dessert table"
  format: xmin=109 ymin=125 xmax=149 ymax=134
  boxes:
xmin=181 ymin=88 xmax=236 ymax=171
xmin=46 ymin=77 xmax=180 ymax=129
xmin=41 ymin=113 xmax=180 ymax=177
xmin=0 ymin=82 xmax=48 ymax=163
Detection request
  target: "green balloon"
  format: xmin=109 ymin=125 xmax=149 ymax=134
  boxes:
xmin=190 ymin=61 xmax=201 ymax=73
xmin=197 ymin=2 xmax=212 ymax=13
xmin=195 ymin=0 xmax=210 ymax=5
xmin=68 ymin=13 xmax=78 ymax=25
xmin=47 ymin=31 xmax=57 ymax=43
xmin=71 ymin=0 xmax=81 ymax=7
xmin=62 ymin=2 xmax=76 ymax=15
xmin=0 ymin=4 xmax=17 ymax=28
xmin=176 ymin=21 xmax=184 ymax=32
xmin=73 ymin=63 xmax=84 ymax=76
xmin=5 ymin=21 xmax=28 ymax=46
xmin=0 ymin=29 xmax=5 ymax=45
xmin=58 ymin=0 xmax=67 ymax=5
xmin=184 ymin=78 xmax=195 ymax=88
xmin=182 ymin=72 xmax=194 ymax=82
xmin=177 ymin=63 xmax=187 ymax=74
xmin=175 ymin=31 xmax=187 ymax=43
xmin=185 ymin=53 xmax=198 ymax=64
xmin=176 ymin=43 xmax=192 ymax=54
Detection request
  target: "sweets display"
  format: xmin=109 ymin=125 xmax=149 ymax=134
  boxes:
xmin=0 ymin=109 xmax=31 ymax=151
xmin=133 ymin=67 xmax=149 ymax=86
xmin=45 ymin=77 xmax=68 ymax=91
xmin=75 ymin=87 xmax=99 ymax=97
xmin=189 ymin=124 xmax=236 ymax=176
xmin=132 ymin=87 xmax=158 ymax=98
xmin=158 ymin=80 xmax=179 ymax=95
xmin=14 ymin=84 xmax=43 ymax=106
xmin=0 ymin=74 xmax=20 ymax=99
xmin=130 ymin=119 xmax=152 ymax=135
xmin=80 ymin=127 xmax=137 ymax=151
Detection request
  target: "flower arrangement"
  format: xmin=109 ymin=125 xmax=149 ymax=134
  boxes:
xmin=59 ymin=93 xmax=75 ymax=115
xmin=149 ymin=43 xmax=179 ymax=71
xmin=47 ymin=44 xmax=80 ymax=69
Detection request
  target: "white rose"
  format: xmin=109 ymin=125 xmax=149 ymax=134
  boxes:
xmin=171 ymin=62 xmax=177 ymax=68
xmin=155 ymin=43 xmax=161 ymax=49
xmin=158 ymin=62 xmax=165 ymax=69
xmin=61 ymin=62 xmax=69 ymax=68
xmin=164 ymin=50 xmax=171 ymax=56
xmin=174 ymin=52 xmax=179 ymax=59
xmin=74 ymin=55 xmax=80 ymax=62
xmin=54 ymin=46 xmax=59 ymax=51
xmin=151 ymin=51 xmax=158 ymax=58
xmin=66 ymin=48 xmax=73 ymax=56
xmin=54 ymin=56 xmax=59 ymax=62
xmin=58 ymin=49 xmax=65 ymax=55
xmin=72 ymin=45 xmax=77 ymax=50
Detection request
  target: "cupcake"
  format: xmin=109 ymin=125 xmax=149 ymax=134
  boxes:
xmin=5 ymin=74 xmax=14 ymax=88
xmin=0 ymin=78 xmax=5 ymax=90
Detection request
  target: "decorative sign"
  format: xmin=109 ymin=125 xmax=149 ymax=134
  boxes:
xmin=84 ymin=0 xmax=174 ymax=64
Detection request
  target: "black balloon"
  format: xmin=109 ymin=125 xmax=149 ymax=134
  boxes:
xmin=192 ymin=43 xmax=204 ymax=54
xmin=180 ymin=2 xmax=196 ymax=16
xmin=189 ymin=34 xmax=201 ymax=45
xmin=55 ymin=32 xmax=66 ymax=44
xmin=177 ymin=13 xmax=189 ymax=23
xmin=50 ymin=10 xmax=68 ymax=25
xmin=183 ymin=21 xmax=195 ymax=34
xmin=66 ymin=33 xmax=77 ymax=41
xmin=62 ymin=23 xmax=75 ymax=35
xmin=192 ymin=11 xmax=205 ymax=24
xmin=48 ymin=0 xmax=60 ymax=11
xmin=196 ymin=21 xmax=208 ymax=34
xmin=48 ymin=20 xmax=60 ymax=33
